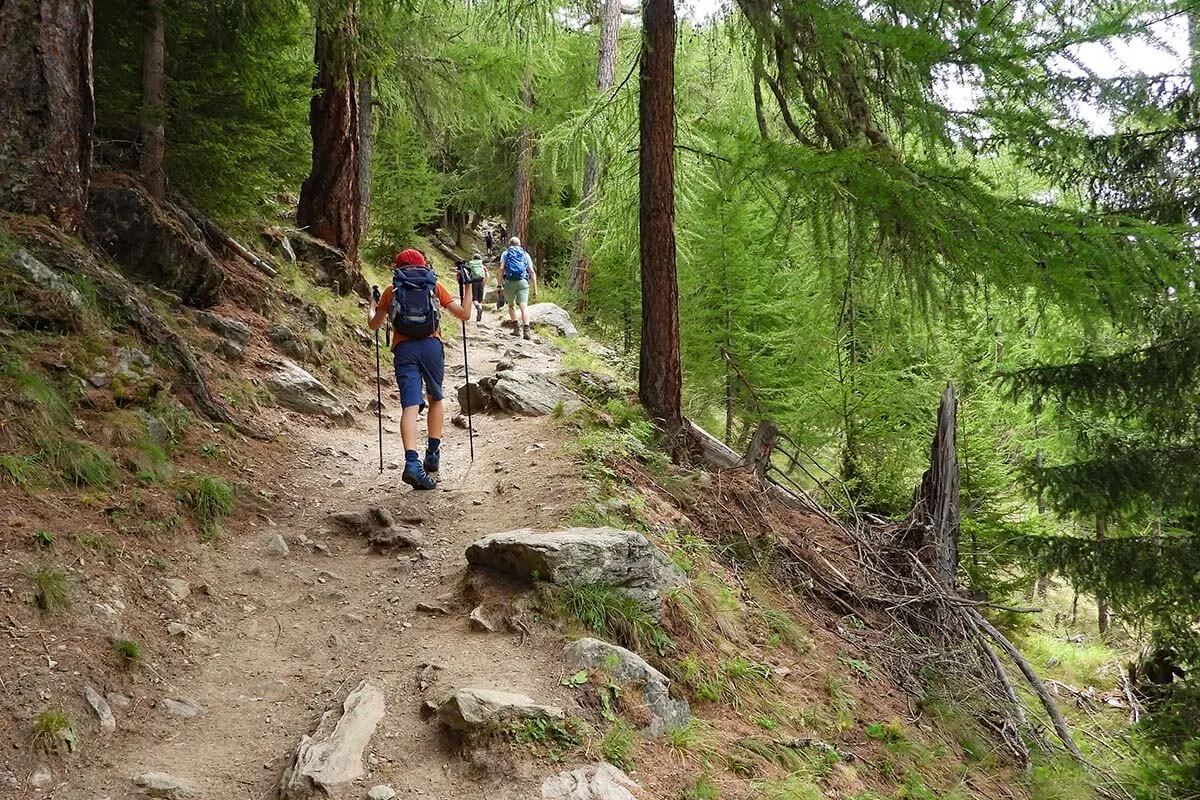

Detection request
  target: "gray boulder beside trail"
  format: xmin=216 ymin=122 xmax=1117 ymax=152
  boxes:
xmin=563 ymin=638 xmax=690 ymax=736
xmin=465 ymin=528 xmax=686 ymax=617
xmin=85 ymin=182 xmax=224 ymax=308
xmin=526 ymin=303 xmax=578 ymax=339
xmin=197 ymin=311 xmax=252 ymax=359
xmin=436 ymin=688 xmax=564 ymax=732
xmin=541 ymin=763 xmax=641 ymax=800
xmin=281 ymin=680 xmax=385 ymax=800
xmin=490 ymin=369 xmax=582 ymax=417
xmin=266 ymin=360 xmax=353 ymax=425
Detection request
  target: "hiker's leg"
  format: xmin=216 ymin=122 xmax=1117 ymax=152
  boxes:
xmin=427 ymin=398 xmax=444 ymax=441
xmin=400 ymin=404 xmax=420 ymax=453
xmin=394 ymin=345 xmax=425 ymax=462
xmin=417 ymin=338 xmax=446 ymax=473
xmin=519 ymin=302 xmax=530 ymax=326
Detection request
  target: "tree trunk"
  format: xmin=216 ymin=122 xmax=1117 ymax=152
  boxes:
xmin=139 ymin=0 xmax=166 ymax=199
xmin=0 ymin=0 xmax=95 ymax=232
xmin=297 ymin=0 xmax=361 ymax=260
xmin=568 ymin=0 xmax=622 ymax=302
xmin=357 ymin=75 xmax=372 ymax=245
xmin=637 ymin=0 xmax=682 ymax=437
xmin=910 ymin=384 xmax=960 ymax=590
xmin=510 ymin=57 xmax=534 ymax=244
xmin=1096 ymin=515 xmax=1110 ymax=635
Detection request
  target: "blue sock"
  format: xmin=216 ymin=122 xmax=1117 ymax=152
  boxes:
xmin=428 ymin=438 xmax=441 ymax=454
xmin=405 ymin=449 xmax=420 ymax=464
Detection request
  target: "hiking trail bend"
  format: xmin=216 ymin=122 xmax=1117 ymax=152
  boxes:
xmin=56 ymin=317 xmax=590 ymax=800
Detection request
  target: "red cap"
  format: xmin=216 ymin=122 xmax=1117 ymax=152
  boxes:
xmin=394 ymin=248 xmax=426 ymax=267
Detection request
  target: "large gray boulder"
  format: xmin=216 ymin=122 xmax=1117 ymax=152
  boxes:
xmin=86 ymin=182 xmax=224 ymax=308
xmin=541 ymin=763 xmax=640 ymax=800
xmin=465 ymin=528 xmax=686 ymax=616
xmin=527 ymin=303 xmax=578 ymax=339
xmin=436 ymin=688 xmax=564 ymax=732
xmin=563 ymin=638 xmax=690 ymax=736
xmin=491 ymin=370 xmax=581 ymax=417
xmin=281 ymin=680 xmax=385 ymax=800
xmin=266 ymin=361 xmax=352 ymax=425
xmin=3 ymin=249 xmax=84 ymax=332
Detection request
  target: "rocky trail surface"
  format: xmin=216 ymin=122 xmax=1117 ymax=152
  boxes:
xmin=45 ymin=313 xmax=623 ymax=800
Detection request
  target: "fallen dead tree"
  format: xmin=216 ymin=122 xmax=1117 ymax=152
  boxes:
xmin=680 ymin=385 xmax=1132 ymax=791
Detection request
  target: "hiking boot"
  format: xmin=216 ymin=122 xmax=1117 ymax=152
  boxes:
xmin=402 ymin=460 xmax=436 ymax=490
xmin=511 ymin=322 xmax=521 ymax=336
xmin=475 ymin=304 xmax=483 ymax=322
xmin=522 ymin=324 xmax=531 ymax=340
xmin=423 ymin=449 xmax=440 ymax=474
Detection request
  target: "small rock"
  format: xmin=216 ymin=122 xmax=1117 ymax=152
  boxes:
xmin=87 ymin=373 xmax=110 ymax=388
xmin=541 ymin=763 xmax=640 ymax=800
xmin=254 ymin=680 xmax=290 ymax=703
xmin=107 ymin=692 xmax=132 ymax=708
xmin=161 ymin=697 xmax=203 ymax=718
xmin=386 ymin=462 xmax=400 ymax=471
xmin=162 ymin=578 xmax=190 ymax=601
xmin=30 ymin=765 xmax=52 ymax=789
xmin=166 ymin=622 xmax=189 ymax=636
xmin=436 ymin=688 xmax=564 ymax=732
xmin=416 ymin=602 xmax=450 ymax=615
xmin=331 ymin=478 xmax=345 ymax=488
xmin=132 ymin=772 xmax=200 ymax=799
xmin=280 ymin=681 xmax=385 ymax=800
xmin=267 ymin=534 xmax=290 ymax=555
xmin=368 ymin=786 xmax=397 ymax=800
xmin=84 ymin=686 xmax=116 ymax=733
xmin=468 ymin=606 xmax=496 ymax=633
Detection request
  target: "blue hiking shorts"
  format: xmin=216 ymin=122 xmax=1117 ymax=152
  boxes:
xmin=393 ymin=337 xmax=445 ymax=411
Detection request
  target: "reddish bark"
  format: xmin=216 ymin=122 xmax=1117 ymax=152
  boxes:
xmin=0 ymin=0 xmax=95 ymax=232
xmin=298 ymin=1 xmax=362 ymax=261
xmin=139 ymin=0 xmax=166 ymax=199
xmin=510 ymin=64 xmax=534 ymax=244
xmin=637 ymin=0 xmax=682 ymax=435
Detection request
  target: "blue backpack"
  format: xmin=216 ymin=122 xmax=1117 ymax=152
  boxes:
xmin=389 ymin=266 xmax=440 ymax=338
xmin=501 ymin=246 xmax=529 ymax=281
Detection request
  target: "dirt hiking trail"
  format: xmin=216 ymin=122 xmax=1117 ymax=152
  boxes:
xmin=52 ymin=316 xmax=591 ymax=800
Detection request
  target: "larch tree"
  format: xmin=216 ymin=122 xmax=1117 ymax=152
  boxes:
xmin=298 ymin=0 xmax=362 ymax=260
xmin=567 ymin=0 xmax=623 ymax=302
xmin=510 ymin=38 xmax=534 ymax=244
xmin=0 ymin=0 xmax=96 ymax=232
xmin=637 ymin=0 xmax=682 ymax=436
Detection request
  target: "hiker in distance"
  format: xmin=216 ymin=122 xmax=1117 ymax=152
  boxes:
xmin=369 ymin=248 xmax=473 ymax=490
xmin=498 ymin=236 xmax=538 ymax=340
xmin=461 ymin=252 xmax=488 ymax=322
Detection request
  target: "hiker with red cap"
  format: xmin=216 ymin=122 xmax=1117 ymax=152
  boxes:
xmin=369 ymin=248 xmax=472 ymax=490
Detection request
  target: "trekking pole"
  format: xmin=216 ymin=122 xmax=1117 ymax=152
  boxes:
xmin=371 ymin=285 xmax=384 ymax=474
xmin=459 ymin=279 xmax=475 ymax=462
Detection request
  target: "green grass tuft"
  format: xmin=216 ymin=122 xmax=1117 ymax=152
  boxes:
xmin=33 ymin=566 xmax=70 ymax=612
xmin=31 ymin=709 xmax=75 ymax=753
xmin=113 ymin=638 xmax=142 ymax=667
xmin=599 ymin=718 xmax=637 ymax=771
xmin=558 ymin=582 xmax=674 ymax=656
xmin=39 ymin=438 xmax=119 ymax=488
xmin=0 ymin=453 xmax=40 ymax=487
xmin=183 ymin=475 xmax=235 ymax=539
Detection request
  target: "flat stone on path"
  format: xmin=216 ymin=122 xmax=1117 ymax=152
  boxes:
xmin=541 ymin=763 xmax=641 ymax=800
xmin=563 ymin=638 xmax=690 ymax=736
xmin=489 ymin=370 xmax=581 ymax=417
xmin=281 ymin=680 xmax=385 ymax=800
xmin=465 ymin=527 xmax=686 ymax=616
xmin=436 ymin=688 xmax=564 ymax=732
xmin=161 ymin=697 xmax=203 ymax=718
xmin=368 ymin=787 xmax=397 ymax=800
xmin=132 ymin=772 xmax=200 ymax=799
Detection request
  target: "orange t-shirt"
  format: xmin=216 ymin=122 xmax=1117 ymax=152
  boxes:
xmin=377 ymin=281 xmax=455 ymax=348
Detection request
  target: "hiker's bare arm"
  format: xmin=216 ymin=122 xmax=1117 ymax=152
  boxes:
xmin=446 ymin=284 xmax=472 ymax=321
xmin=368 ymin=300 xmax=388 ymax=331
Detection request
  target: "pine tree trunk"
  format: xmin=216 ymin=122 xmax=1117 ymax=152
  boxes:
xmin=510 ymin=60 xmax=534 ymax=244
xmin=298 ymin=0 xmax=361 ymax=260
xmin=0 ymin=0 xmax=95 ymax=232
xmin=357 ymin=75 xmax=372 ymax=245
xmin=637 ymin=0 xmax=682 ymax=436
xmin=911 ymin=384 xmax=960 ymax=590
xmin=567 ymin=0 xmax=622 ymax=303
xmin=1096 ymin=515 xmax=1110 ymax=635
xmin=139 ymin=0 xmax=166 ymax=199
